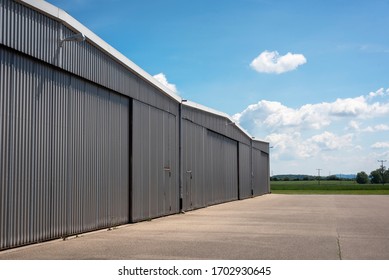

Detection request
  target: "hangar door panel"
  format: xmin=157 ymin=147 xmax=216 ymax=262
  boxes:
xmin=0 ymin=48 xmax=130 ymax=250
xmin=132 ymin=101 xmax=178 ymax=222
xmin=182 ymin=120 xmax=206 ymax=211
xmin=205 ymin=130 xmax=239 ymax=206
xmin=239 ymin=143 xmax=252 ymax=199
xmin=252 ymin=148 xmax=269 ymax=196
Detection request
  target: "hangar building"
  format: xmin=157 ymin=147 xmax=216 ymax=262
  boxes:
xmin=0 ymin=0 xmax=269 ymax=250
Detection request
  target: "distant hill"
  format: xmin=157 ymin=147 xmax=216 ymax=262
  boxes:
xmin=272 ymin=174 xmax=356 ymax=181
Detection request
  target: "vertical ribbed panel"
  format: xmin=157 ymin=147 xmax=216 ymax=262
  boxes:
xmin=0 ymin=47 xmax=129 ymax=250
xmin=205 ymin=130 xmax=238 ymax=206
xmin=1 ymin=0 xmax=177 ymax=114
xmin=239 ymin=143 xmax=252 ymax=199
xmin=182 ymin=120 xmax=206 ymax=211
xmin=252 ymin=148 xmax=269 ymax=196
xmin=259 ymin=151 xmax=270 ymax=195
xmin=1 ymin=0 xmax=60 ymax=65
xmin=0 ymin=43 xmax=12 ymax=250
xmin=0 ymin=0 xmax=3 ymax=44
xmin=182 ymin=121 xmax=240 ymax=211
xmin=131 ymin=100 xmax=179 ymax=222
xmin=50 ymin=69 xmax=69 ymax=238
xmin=182 ymin=105 xmax=251 ymax=145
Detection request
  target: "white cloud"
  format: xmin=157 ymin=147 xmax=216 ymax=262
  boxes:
xmin=250 ymin=50 xmax=307 ymax=74
xmin=373 ymin=124 xmax=389 ymax=131
xmin=234 ymin=89 xmax=389 ymax=173
xmin=265 ymin=131 xmax=354 ymax=160
xmin=153 ymin=73 xmax=178 ymax=94
xmin=265 ymin=132 xmax=317 ymax=160
xmin=234 ymin=95 xmax=389 ymax=135
xmin=347 ymin=121 xmax=389 ymax=132
xmin=371 ymin=142 xmax=389 ymax=149
xmin=368 ymin=88 xmax=389 ymax=99
xmin=308 ymin=131 xmax=353 ymax=151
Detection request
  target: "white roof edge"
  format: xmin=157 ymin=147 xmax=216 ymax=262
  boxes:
xmin=183 ymin=101 xmax=268 ymax=143
xmin=17 ymin=0 xmax=181 ymax=103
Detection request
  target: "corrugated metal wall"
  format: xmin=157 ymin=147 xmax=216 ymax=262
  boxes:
xmin=252 ymin=148 xmax=269 ymax=196
xmin=259 ymin=151 xmax=270 ymax=195
xmin=1 ymin=0 xmax=270 ymax=250
xmin=0 ymin=47 xmax=130 ymax=250
xmin=204 ymin=130 xmax=239 ymax=206
xmin=182 ymin=120 xmax=206 ymax=211
xmin=1 ymin=0 xmax=178 ymax=114
xmin=182 ymin=105 xmax=250 ymax=145
xmin=238 ymin=143 xmax=252 ymax=199
xmin=131 ymin=100 xmax=179 ymax=222
xmin=182 ymin=120 xmax=240 ymax=211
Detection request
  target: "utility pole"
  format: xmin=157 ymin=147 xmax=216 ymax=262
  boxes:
xmin=316 ymin=169 xmax=322 ymax=186
xmin=378 ymin=160 xmax=387 ymax=186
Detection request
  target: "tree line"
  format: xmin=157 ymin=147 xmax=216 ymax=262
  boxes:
xmin=356 ymin=167 xmax=389 ymax=184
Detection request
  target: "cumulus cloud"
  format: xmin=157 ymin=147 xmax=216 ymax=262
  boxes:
xmin=234 ymin=95 xmax=389 ymax=135
xmin=265 ymin=131 xmax=353 ymax=160
xmin=234 ymin=89 xmax=389 ymax=167
xmin=368 ymin=88 xmax=389 ymax=99
xmin=250 ymin=50 xmax=307 ymax=74
xmin=308 ymin=131 xmax=353 ymax=151
xmin=348 ymin=121 xmax=389 ymax=132
xmin=153 ymin=73 xmax=178 ymax=94
xmin=371 ymin=142 xmax=389 ymax=149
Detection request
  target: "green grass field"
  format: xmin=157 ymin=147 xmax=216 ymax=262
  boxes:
xmin=271 ymin=180 xmax=389 ymax=194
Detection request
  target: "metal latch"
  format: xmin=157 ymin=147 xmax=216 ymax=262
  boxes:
xmin=164 ymin=167 xmax=171 ymax=177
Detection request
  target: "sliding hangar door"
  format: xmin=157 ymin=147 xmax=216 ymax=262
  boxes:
xmin=182 ymin=120 xmax=239 ymax=210
xmin=131 ymin=100 xmax=179 ymax=222
xmin=0 ymin=47 xmax=130 ymax=249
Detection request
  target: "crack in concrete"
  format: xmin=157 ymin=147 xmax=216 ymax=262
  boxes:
xmin=337 ymin=233 xmax=342 ymax=260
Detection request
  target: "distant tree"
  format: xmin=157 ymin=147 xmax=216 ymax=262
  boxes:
xmin=356 ymin=171 xmax=369 ymax=184
xmin=283 ymin=177 xmax=290 ymax=181
xmin=384 ymin=170 xmax=389 ymax=184
xmin=327 ymin=175 xmax=339 ymax=181
xmin=370 ymin=169 xmax=382 ymax=184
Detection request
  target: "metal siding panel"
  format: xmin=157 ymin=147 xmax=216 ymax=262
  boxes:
xmin=168 ymin=113 xmax=179 ymax=213
xmin=51 ymin=70 xmax=69 ymax=238
xmin=0 ymin=48 xmax=11 ymax=249
xmin=2 ymin=0 xmax=60 ymax=67
xmin=141 ymin=104 xmax=150 ymax=219
xmin=239 ymin=143 xmax=252 ymax=199
xmin=205 ymin=130 xmax=238 ymax=206
xmin=131 ymin=100 xmax=178 ymax=221
xmin=182 ymin=105 xmax=250 ymax=145
xmin=149 ymin=106 xmax=159 ymax=218
xmin=119 ymin=96 xmax=130 ymax=223
xmin=0 ymin=46 xmax=131 ymax=250
xmin=0 ymin=0 xmax=3 ymax=44
xmin=131 ymin=100 xmax=142 ymax=222
xmin=259 ymin=152 xmax=270 ymax=195
xmin=252 ymin=148 xmax=261 ymax=196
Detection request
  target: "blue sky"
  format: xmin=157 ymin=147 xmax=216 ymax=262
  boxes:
xmin=48 ymin=0 xmax=389 ymax=175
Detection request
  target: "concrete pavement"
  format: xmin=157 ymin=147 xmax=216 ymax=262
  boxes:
xmin=1 ymin=194 xmax=389 ymax=260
